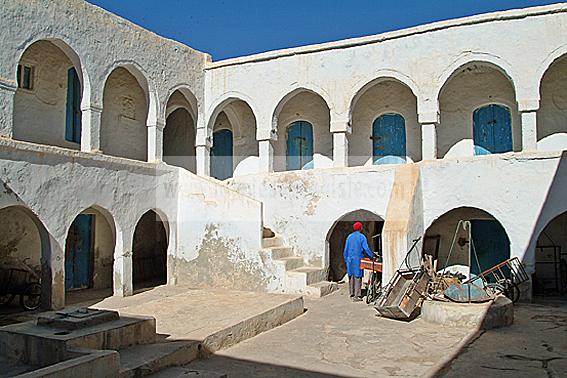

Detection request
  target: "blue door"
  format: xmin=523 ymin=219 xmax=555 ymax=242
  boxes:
xmin=65 ymin=214 xmax=94 ymax=290
xmin=65 ymin=67 xmax=82 ymax=143
xmin=211 ymin=129 xmax=233 ymax=180
xmin=286 ymin=121 xmax=314 ymax=170
xmin=473 ymin=104 xmax=512 ymax=155
xmin=372 ymin=114 xmax=406 ymax=165
xmin=471 ymin=220 xmax=510 ymax=275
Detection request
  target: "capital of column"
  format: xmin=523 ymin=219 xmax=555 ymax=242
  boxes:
xmin=195 ymin=127 xmax=212 ymax=148
xmin=148 ymin=119 xmax=165 ymax=131
xmin=330 ymin=116 xmax=351 ymax=134
xmin=518 ymin=98 xmax=540 ymax=113
xmin=256 ymin=128 xmax=277 ymax=142
xmin=80 ymin=103 xmax=103 ymax=113
xmin=418 ymin=111 xmax=439 ymax=125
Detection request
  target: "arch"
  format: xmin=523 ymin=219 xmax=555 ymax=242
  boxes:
xmin=206 ymin=92 xmax=259 ymax=133
xmin=437 ymin=60 xmax=520 ymax=159
xmin=0 ymin=205 xmax=52 ymax=309
xmin=286 ymin=121 xmax=314 ymax=170
xmin=537 ymin=51 xmax=567 ymax=151
xmin=473 ymin=104 xmax=513 ymax=155
xmin=132 ymin=209 xmax=168 ymax=290
xmin=271 ymin=86 xmax=332 ymax=132
xmin=272 ymin=88 xmax=332 ymax=171
xmin=64 ymin=206 xmax=116 ymax=295
xmin=13 ymin=38 xmax=88 ymax=149
xmin=164 ymin=85 xmax=198 ymax=121
xmin=372 ymin=113 xmax=407 ymax=165
xmin=348 ymin=71 xmax=421 ymax=123
xmin=325 ymin=209 xmax=384 ymax=282
xmin=533 ymin=210 xmax=567 ymax=297
xmin=423 ymin=206 xmax=510 ymax=275
xmin=535 ymin=44 xmax=567 ymax=96
xmin=100 ymin=64 xmax=151 ymax=161
xmin=164 ymin=89 xmax=198 ymax=173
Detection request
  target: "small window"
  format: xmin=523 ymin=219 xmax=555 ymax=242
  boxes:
xmin=17 ymin=64 xmax=34 ymax=90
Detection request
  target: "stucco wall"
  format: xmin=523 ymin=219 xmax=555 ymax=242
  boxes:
xmin=538 ymin=56 xmax=567 ymax=151
xmin=0 ymin=206 xmax=41 ymax=272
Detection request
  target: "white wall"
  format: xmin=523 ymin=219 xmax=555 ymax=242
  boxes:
xmin=0 ymin=206 xmax=42 ymax=272
xmin=538 ymin=56 xmax=567 ymax=151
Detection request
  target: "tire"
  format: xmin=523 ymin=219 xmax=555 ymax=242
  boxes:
xmin=505 ymin=283 xmax=521 ymax=304
xmin=0 ymin=293 xmax=15 ymax=306
xmin=486 ymin=282 xmax=505 ymax=296
xmin=20 ymin=283 xmax=41 ymax=311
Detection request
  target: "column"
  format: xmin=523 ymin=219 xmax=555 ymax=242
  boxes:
xmin=0 ymin=82 xmax=16 ymax=138
xmin=148 ymin=119 xmax=165 ymax=162
xmin=421 ymin=123 xmax=438 ymax=160
xmin=332 ymin=132 xmax=349 ymax=168
xmin=257 ymin=127 xmax=276 ymax=174
xmin=330 ymin=115 xmax=351 ymax=168
xmin=195 ymin=127 xmax=211 ymax=176
xmin=521 ymin=111 xmax=538 ymax=152
xmin=41 ymin=235 xmax=66 ymax=310
xmin=80 ymin=104 xmax=102 ymax=152
xmin=113 ymin=233 xmax=133 ymax=297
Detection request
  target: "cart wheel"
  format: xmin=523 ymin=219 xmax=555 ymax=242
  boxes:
xmin=0 ymin=293 xmax=15 ymax=306
xmin=20 ymin=283 xmax=41 ymax=311
xmin=505 ymin=283 xmax=521 ymax=304
xmin=486 ymin=282 xmax=505 ymax=297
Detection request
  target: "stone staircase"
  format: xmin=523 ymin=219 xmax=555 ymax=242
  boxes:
xmin=261 ymin=232 xmax=338 ymax=297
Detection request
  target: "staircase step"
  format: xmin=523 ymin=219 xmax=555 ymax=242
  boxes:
xmin=119 ymin=340 xmax=200 ymax=378
xmin=273 ymin=256 xmax=304 ymax=271
xmin=262 ymin=236 xmax=283 ymax=248
xmin=266 ymin=246 xmax=293 ymax=259
xmin=148 ymin=367 xmax=227 ymax=378
xmin=286 ymin=267 xmax=327 ymax=288
xmin=304 ymin=281 xmax=339 ymax=298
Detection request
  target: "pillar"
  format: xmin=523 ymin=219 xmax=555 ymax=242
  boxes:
xmin=41 ymin=235 xmax=66 ymax=310
xmin=421 ymin=123 xmax=438 ymax=160
xmin=80 ymin=104 xmax=102 ymax=152
xmin=148 ymin=120 xmax=165 ymax=162
xmin=196 ymin=127 xmax=211 ymax=176
xmin=113 ymin=232 xmax=133 ymax=297
xmin=521 ymin=111 xmax=538 ymax=152
xmin=330 ymin=115 xmax=351 ymax=168
xmin=0 ymin=83 xmax=16 ymax=138
xmin=257 ymin=127 xmax=276 ymax=174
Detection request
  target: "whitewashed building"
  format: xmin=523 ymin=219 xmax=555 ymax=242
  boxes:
xmin=1 ymin=0 xmax=567 ymax=309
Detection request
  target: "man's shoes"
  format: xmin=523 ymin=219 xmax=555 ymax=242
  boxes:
xmin=352 ymin=296 xmax=362 ymax=302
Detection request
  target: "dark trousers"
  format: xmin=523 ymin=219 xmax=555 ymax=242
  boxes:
xmin=349 ymin=276 xmax=362 ymax=297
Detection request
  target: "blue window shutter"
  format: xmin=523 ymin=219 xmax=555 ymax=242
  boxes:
xmin=372 ymin=114 xmax=406 ymax=165
xmin=473 ymin=104 xmax=512 ymax=155
xmin=211 ymin=129 xmax=234 ymax=180
xmin=65 ymin=68 xmax=82 ymax=143
xmin=286 ymin=121 xmax=314 ymax=171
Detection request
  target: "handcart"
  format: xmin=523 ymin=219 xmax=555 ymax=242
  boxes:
xmin=464 ymin=257 xmax=529 ymax=303
xmin=0 ymin=259 xmax=42 ymax=311
xmin=374 ymin=237 xmax=432 ymax=320
xmin=360 ymin=257 xmax=382 ymax=304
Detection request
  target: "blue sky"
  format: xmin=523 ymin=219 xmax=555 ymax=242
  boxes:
xmin=87 ymin=0 xmax=561 ymax=60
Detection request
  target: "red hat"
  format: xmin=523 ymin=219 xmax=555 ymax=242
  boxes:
xmin=353 ymin=222 xmax=363 ymax=231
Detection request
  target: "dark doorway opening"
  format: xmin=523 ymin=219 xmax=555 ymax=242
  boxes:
xmin=132 ymin=210 xmax=168 ymax=290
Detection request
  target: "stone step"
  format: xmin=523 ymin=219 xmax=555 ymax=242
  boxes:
xmin=119 ymin=340 xmax=200 ymax=378
xmin=148 ymin=367 xmax=227 ymax=378
xmin=262 ymin=236 xmax=284 ymax=248
xmin=273 ymin=256 xmax=304 ymax=271
xmin=304 ymin=281 xmax=339 ymax=298
xmin=266 ymin=246 xmax=293 ymax=259
xmin=286 ymin=267 xmax=327 ymax=289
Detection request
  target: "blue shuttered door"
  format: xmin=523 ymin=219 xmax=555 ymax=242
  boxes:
xmin=470 ymin=220 xmax=510 ymax=275
xmin=65 ymin=214 xmax=94 ymax=290
xmin=65 ymin=68 xmax=82 ymax=143
xmin=473 ymin=104 xmax=512 ymax=155
xmin=286 ymin=121 xmax=314 ymax=171
xmin=372 ymin=114 xmax=406 ymax=165
xmin=211 ymin=129 xmax=233 ymax=180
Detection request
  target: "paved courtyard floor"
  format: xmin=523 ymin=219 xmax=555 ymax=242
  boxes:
xmin=185 ymin=285 xmax=474 ymax=377
xmin=441 ymin=299 xmax=567 ymax=378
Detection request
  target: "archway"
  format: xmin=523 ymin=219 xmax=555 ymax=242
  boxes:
xmin=273 ymin=89 xmax=331 ymax=171
xmin=424 ymin=207 xmax=510 ymax=274
xmin=13 ymin=39 xmax=84 ymax=149
xmin=326 ymin=210 xmax=384 ymax=282
xmin=101 ymin=66 xmax=149 ymax=161
xmin=208 ymin=99 xmax=258 ymax=178
xmin=533 ymin=211 xmax=567 ymax=297
xmin=538 ymin=54 xmax=567 ymax=151
xmin=132 ymin=210 xmax=168 ymax=290
xmin=438 ymin=62 xmax=520 ymax=159
xmin=286 ymin=121 xmax=313 ymax=170
xmin=164 ymin=89 xmax=197 ymax=172
xmin=64 ymin=207 xmax=115 ymax=295
xmin=350 ymin=78 xmax=419 ymax=166
xmin=0 ymin=206 xmax=50 ymax=310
